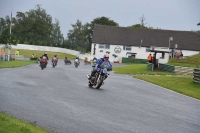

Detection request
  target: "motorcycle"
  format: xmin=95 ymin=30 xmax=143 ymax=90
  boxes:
xmin=87 ymin=61 xmax=110 ymax=89
xmin=84 ymin=58 xmax=91 ymax=65
xmin=64 ymin=57 xmax=71 ymax=65
xmin=74 ymin=59 xmax=80 ymax=68
xmin=40 ymin=56 xmax=48 ymax=70
xmin=52 ymin=57 xmax=58 ymax=68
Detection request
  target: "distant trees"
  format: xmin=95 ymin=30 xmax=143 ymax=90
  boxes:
xmin=0 ymin=5 xmax=63 ymax=46
xmin=67 ymin=16 xmax=119 ymax=52
xmin=128 ymin=24 xmax=147 ymax=28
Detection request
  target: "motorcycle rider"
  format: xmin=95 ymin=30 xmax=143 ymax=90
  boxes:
xmin=74 ymin=56 xmax=80 ymax=65
xmin=52 ymin=54 xmax=58 ymax=66
xmin=39 ymin=53 xmax=49 ymax=66
xmin=88 ymin=53 xmax=112 ymax=80
xmin=92 ymin=56 xmax=97 ymax=66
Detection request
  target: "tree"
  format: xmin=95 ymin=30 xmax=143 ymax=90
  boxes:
xmin=128 ymin=15 xmax=148 ymax=29
xmin=11 ymin=5 xmax=53 ymax=46
xmin=51 ymin=18 xmax=63 ymax=47
xmin=128 ymin=24 xmax=147 ymax=28
xmin=67 ymin=20 xmax=90 ymax=52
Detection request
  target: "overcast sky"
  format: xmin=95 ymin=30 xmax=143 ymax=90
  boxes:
xmin=0 ymin=0 xmax=200 ymax=37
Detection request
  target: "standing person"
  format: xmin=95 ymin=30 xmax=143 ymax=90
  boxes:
xmin=152 ymin=54 xmax=156 ymax=69
xmin=147 ymin=54 xmax=152 ymax=63
xmin=1 ymin=49 xmax=5 ymax=55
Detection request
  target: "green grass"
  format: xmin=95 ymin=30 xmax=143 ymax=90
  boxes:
xmin=134 ymin=75 xmax=200 ymax=100
xmin=4 ymin=49 xmax=76 ymax=60
xmin=168 ymin=53 xmax=200 ymax=68
xmin=113 ymin=64 xmax=174 ymax=75
xmin=0 ymin=112 xmax=52 ymax=133
xmin=0 ymin=60 xmax=37 ymax=68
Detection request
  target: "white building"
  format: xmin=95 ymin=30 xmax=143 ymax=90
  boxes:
xmin=91 ymin=25 xmax=200 ymax=63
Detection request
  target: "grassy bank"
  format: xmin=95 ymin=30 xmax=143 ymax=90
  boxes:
xmin=0 ymin=60 xmax=37 ymax=68
xmin=134 ymin=75 xmax=200 ymax=100
xmin=0 ymin=112 xmax=51 ymax=133
xmin=168 ymin=53 xmax=200 ymax=68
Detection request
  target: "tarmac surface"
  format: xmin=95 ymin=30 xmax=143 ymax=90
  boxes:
xmin=0 ymin=60 xmax=200 ymax=133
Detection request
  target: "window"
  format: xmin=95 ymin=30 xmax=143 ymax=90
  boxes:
xmin=99 ymin=44 xmax=104 ymax=48
xmin=146 ymin=47 xmax=150 ymax=52
xmin=99 ymin=44 xmax=110 ymax=49
xmin=123 ymin=46 xmax=131 ymax=51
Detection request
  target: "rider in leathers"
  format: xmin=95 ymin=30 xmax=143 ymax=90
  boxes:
xmin=88 ymin=53 xmax=112 ymax=80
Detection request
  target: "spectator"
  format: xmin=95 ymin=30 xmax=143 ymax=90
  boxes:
xmin=152 ymin=54 xmax=156 ymax=69
xmin=1 ymin=49 xmax=5 ymax=55
xmin=16 ymin=50 xmax=19 ymax=55
xmin=31 ymin=53 xmax=35 ymax=58
xmin=147 ymin=54 xmax=152 ymax=63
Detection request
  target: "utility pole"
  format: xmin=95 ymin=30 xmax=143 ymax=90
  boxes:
xmin=139 ymin=15 xmax=148 ymax=28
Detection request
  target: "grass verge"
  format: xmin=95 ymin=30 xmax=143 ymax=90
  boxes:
xmin=113 ymin=64 xmax=174 ymax=75
xmin=0 ymin=112 xmax=51 ymax=133
xmin=0 ymin=60 xmax=37 ymax=68
xmin=134 ymin=75 xmax=200 ymax=100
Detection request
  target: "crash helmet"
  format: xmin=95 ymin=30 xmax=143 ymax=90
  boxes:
xmin=103 ymin=53 xmax=109 ymax=60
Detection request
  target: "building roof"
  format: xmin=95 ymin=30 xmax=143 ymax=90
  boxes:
xmin=92 ymin=25 xmax=200 ymax=51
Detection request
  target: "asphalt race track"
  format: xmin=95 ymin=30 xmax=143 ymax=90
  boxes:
xmin=0 ymin=60 xmax=200 ymax=133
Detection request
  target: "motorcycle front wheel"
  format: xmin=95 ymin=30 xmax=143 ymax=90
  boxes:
xmin=96 ymin=78 xmax=103 ymax=89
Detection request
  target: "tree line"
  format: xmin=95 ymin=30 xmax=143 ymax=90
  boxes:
xmin=0 ymin=5 xmax=199 ymax=53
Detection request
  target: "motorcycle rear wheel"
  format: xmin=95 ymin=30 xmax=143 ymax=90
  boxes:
xmin=88 ymin=82 xmax=93 ymax=87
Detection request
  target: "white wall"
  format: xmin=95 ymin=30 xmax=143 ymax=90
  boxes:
xmin=11 ymin=44 xmax=80 ymax=56
xmin=178 ymin=49 xmax=199 ymax=57
xmin=91 ymin=43 xmax=200 ymax=63
xmin=92 ymin=43 xmax=167 ymax=63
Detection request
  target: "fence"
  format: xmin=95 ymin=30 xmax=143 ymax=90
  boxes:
xmin=0 ymin=54 xmax=24 ymax=61
xmin=122 ymin=57 xmax=148 ymax=64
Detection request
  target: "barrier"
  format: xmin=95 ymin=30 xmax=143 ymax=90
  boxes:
xmin=193 ymin=69 xmax=200 ymax=84
xmin=122 ymin=57 xmax=148 ymax=64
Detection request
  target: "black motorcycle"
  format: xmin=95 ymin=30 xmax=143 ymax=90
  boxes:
xmin=87 ymin=61 xmax=111 ymax=89
xmin=64 ymin=57 xmax=71 ymax=65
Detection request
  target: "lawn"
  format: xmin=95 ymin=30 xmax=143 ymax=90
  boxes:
xmin=134 ymin=75 xmax=200 ymax=100
xmin=113 ymin=64 xmax=174 ymax=75
xmin=113 ymin=63 xmax=200 ymax=100
xmin=0 ymin=60 xmax=37 ymax=68
xmin=0 ymin=112 xmax=52 ymax=133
